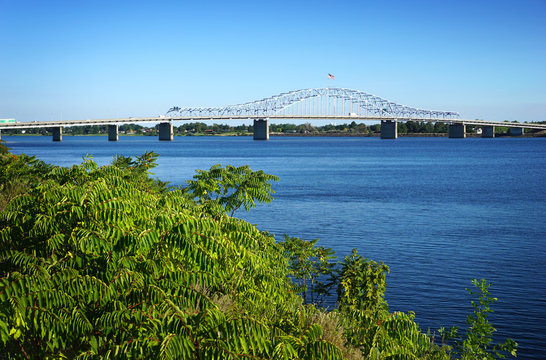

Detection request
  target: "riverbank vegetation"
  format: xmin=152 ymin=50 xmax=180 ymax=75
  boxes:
xmin=0 ymin=141 xmax=517 ymax=359
xmin=3 ymin=120 xmax=545 ymax=137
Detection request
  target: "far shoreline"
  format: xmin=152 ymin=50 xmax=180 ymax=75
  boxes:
xmin=2 ymin=132 xmax=544 ymax=138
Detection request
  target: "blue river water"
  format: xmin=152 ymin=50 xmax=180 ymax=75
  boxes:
xmin=3 ymin=135 xmax=546 ymax=358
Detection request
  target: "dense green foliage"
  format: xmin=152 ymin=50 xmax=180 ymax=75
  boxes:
xmin=0 ymin=154 xmax=344 ymax=359
xmin=185 ymin=164 xmax=279 ymax=216
xmin=278 ymin=236 xmax=336 ymax=306
xmin=0 ymin=151 xmax=517 ymax=359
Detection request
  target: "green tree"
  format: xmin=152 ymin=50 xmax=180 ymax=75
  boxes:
xmin=298 ymin=123 xmax=316 ymax=133
xmin=336 ymin=249 xmax=448 ymax=358
xmin=434 ymin=122 xmax=448 ymax=133
xmin=369 ymin=124 xmax=380 ymax=133
xmin=337 ymin=249 xmax=389 ymax=314
xmin=356 ymin=123 xmax=367 ymax=133
xmin=441 ymin=279 xmax=518 ymax=359
xmin=184 ymin=164 xmax=279 ymax=216
xmin=0 ymin=152 xmax=53 ymax=212
xmin=424 ymin=122 xmax=434 ymax=133
xmin=278 ymin=235 xmax=336 ymax=306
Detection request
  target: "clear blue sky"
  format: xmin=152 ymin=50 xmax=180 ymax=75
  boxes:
xmin=1 ymin=0 xmax=545 ymax=124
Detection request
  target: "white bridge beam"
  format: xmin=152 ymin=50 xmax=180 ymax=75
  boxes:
xmin=2 ymin=116 xmax=544 ymax=130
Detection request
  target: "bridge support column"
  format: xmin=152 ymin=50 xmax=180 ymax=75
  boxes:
xmin=52 ymin=127 xmax=63 ymax=142
xmin=380 ymin=120 xmax=397 ymax=139
xmin=482 ymin=126 xmax=495 ymax=138
xmin=159 ymin=122 xmax=173 ymax=141
xmin=509 ymin=127 xmax=524 ymax=136
xmin=448 ymin=123 xmax=466 ymax=138
xmin=108 ymin=125 xmax=119 ymax=141
xmin=253 ymin=119 xmax=269 ymax=140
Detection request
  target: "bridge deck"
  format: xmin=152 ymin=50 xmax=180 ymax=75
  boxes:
xmin=1 ymin=116 xmax=545 ymax=130
xmin=3 ymin=88 xmax=544 ymax=131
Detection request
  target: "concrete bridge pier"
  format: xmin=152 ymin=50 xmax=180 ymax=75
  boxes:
xmin=380 ymin=120 xmax=397 ymax=139
xmin=158 ymin=122 xmax=173 ymax=141
xmin=482 ymin=126 xmax=495 ymax=138
xmin=448 ymin=123 xmax=466 ymax=138
xmin=253 ymin=119 xmax=269 ymax=140
xmin=509 ymin=127 xmax=524 ymax=136
xmin=108 ymin=124 xmax=119 ymax=141
xmin=51 ymin=127 xmax=63 ymax=141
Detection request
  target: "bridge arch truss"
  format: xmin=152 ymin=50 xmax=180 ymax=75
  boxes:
xmin=166 ymin=87 xmax=460 ymax=120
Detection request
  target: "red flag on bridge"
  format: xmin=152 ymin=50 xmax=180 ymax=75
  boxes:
xmin=328 ymin=73 xmax=335 ymax=80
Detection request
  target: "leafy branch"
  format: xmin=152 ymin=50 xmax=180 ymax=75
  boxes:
xmin=184 ymin=164 xmax=279 ymax=216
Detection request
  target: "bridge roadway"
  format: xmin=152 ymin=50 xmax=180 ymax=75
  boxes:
xmin=0 ymin=115 xmax=545 ymax=141
xmin=3 ymin=87 xmax=545 ymax=140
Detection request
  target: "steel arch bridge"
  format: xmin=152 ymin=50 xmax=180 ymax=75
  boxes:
xmin=165 ymin=87 xmax=460 ymax=119
xmin=3 ymin=86 xmax=546 ymax=142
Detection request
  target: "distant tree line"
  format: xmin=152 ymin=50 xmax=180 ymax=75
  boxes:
xmin=3 ymin=120 xmax=544 ymax=136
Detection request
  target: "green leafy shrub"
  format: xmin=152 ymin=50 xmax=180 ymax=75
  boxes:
xmin=334 ymin=250 xmax=448 ymax=359
xmin=0 ymin=156 xmax=341 ymax=359
xmin=0 ymin=152 xmax=517 ymax=359
xmin=0 ymin=152 xmax=53 ymax=212
xmin=185 ymin=164 xmax=279 ymax=216
xmin=278 ymin=235 xmax=336 ymax=306
xmin=440 ymin=279 xmax=518 ymax=359
xmin=337 ymin=249 xmax=390 ymax=314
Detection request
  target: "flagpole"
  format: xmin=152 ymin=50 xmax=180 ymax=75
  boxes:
xmin=327 ymin=73 xmax=334 ymax=88
xmin=327 ymin=73 xmax=335 ymax=116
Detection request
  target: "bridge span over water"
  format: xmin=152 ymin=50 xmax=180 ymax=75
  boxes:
xmin=1 ymin=88 xmax=544 ymax=141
